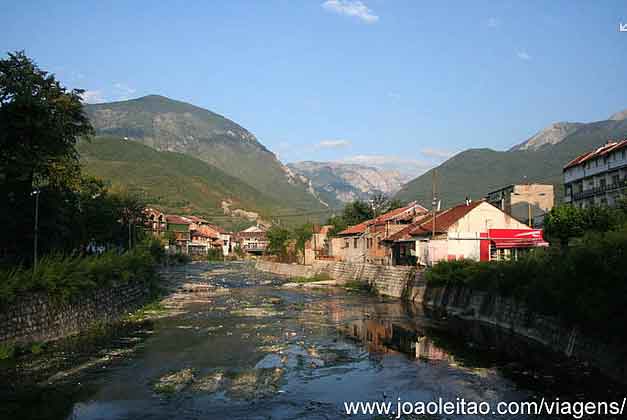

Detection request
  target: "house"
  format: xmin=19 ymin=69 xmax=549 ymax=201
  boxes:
xmin=486 ymin=184 xmax=554 ymax=227
xmin=383 ymin=200 xmax=548 ymax=266
xmin=234 ymin=225 xmax=269 ymax=255
xmin=363 ymin=202 xmax=428 ymax=265
xmin=563 ymin=139 xmax=627 ymax=208
xmin=329 ymin=202 xmax=428 ymax=263
xmin=329 ymin=220 xmax=370 ymax=263
xmin=303 ymin=224 xmax=333 ymax=264
xmin=185 ymin=216 xmax=231 ymax=256
xmin=189 ymin=225 xmax=221 ymax=256
xmin=165 ymin=215 xmax=192 ymax=254
xmin=144 ymin=208 xmax=167 ymax=236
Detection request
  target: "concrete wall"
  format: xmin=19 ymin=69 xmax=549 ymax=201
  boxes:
xmin=0 ymin=282 xmax=152 ymax=345
xmin=423 ymin=285 xmax=627 ymax=384
xmin=255 ymin=260 xmax=425 ymax=301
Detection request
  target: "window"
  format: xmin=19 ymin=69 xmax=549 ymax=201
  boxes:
xmin=353 ymin=238 xmax=358 ymax=248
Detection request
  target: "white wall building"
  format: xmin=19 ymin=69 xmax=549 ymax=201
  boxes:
xmin=563 ymin=140 xmax=627 ymax=207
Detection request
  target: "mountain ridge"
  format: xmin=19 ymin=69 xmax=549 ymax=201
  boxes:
xmin=287 ymin=161 xmax=406 ymax=206
xmin=84 ymin=95 xmax=327 ymax=213
xmin=395 ymin=112 xmax=627 ymax=207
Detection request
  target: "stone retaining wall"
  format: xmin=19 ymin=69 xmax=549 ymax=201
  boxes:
xmin=255 ymin=260 xmax=425 ymax=301
xmin=0 ymin=281 xmax=152 ymax=345
xmin=423 ymin=285 xmax=627 ymax=384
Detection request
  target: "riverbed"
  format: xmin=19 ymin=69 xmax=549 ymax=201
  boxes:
xmin=1 ymin=262 xmax=624 ymax=419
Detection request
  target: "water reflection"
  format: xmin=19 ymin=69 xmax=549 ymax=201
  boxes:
xmin=1 ymin=262 xmax=625 ymax=420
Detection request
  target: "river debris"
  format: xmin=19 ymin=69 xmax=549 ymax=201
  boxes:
xmin=153 ymin=368 xmax=195 ymax=394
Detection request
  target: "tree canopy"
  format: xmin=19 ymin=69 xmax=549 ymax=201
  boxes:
xmin=0 ymin=51 xmax=145 ymax=265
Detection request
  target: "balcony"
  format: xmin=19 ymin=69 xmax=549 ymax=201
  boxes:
xmin=572 ymin=179 xmax=627 ymax=201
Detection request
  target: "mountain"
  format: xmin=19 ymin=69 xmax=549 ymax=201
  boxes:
xmin=84 ymin=95 xmax=326 ymax=212
xmin=287 ymin=161 xmax=405 ymax=206
xmin=79 ymin=137 xmax=288 ymax=228
xmin=395 ymin=113 xmax=627 ymax=207
xmin=609 ymin=109 xmax=627 ymax=121
xmin=509 ymin=122 xmax=584 ymax=151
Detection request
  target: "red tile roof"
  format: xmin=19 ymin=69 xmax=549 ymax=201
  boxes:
xmin=564 ymin=139 xmax=627 ymax=170
xmin=408 ymin=201 xmax=484 ymax=236
xmin=166 ymin=215 xmax=192 ymax=225
xmin=337 ymin=202 xmax=428 ymax=236
xmin=337 ymin=220 xmax=370 ymax=236
xmin=190 ymin=228 xmax=219 ymax=240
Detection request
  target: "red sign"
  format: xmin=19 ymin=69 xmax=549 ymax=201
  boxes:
xmin=488 ymin=229 xmax=548 ymax=249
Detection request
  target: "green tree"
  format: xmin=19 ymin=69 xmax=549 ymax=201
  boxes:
xmin=292 ymin=223 xmax=313 ymax=256
xmin=543 ymin=205 xmax=584 ymax=248
xmin=342 ymin=200 xmax=374 ymax=226
xmin=370 ymin=193 xmax=405 ymax=217
xmin=266 ymin=226 xmax=291 ymax=257
xmin=0 ymin=51 xmax=93 ymax=262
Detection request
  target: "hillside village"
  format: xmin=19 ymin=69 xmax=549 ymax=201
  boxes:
xmin=146 ymin=138 xmax=627 ymax=269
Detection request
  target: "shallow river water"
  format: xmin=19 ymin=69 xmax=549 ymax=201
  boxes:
xmin=1 ymin=262 xmax=625 ymax=420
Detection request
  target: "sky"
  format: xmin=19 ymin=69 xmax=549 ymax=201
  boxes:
xmin=2 ymin=0 xmax=627 ymax=176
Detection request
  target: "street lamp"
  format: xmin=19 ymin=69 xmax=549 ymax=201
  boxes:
xmin=31 ymin=188 xmax=40 ymax=270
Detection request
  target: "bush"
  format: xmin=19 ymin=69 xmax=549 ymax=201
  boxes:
xmin=0 ymin=249 xmax=158 ymax=306
xmin=206 ymin=248 xmax=223 ymax=261
xmin=425 ymin=227 xmax=627 ymax=343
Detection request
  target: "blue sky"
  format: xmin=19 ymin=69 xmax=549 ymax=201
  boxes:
xmin=2 ymin=0 xmax=626 ymax=175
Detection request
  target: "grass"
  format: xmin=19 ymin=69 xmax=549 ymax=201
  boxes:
xmin=292 ymin=273 xmax=333 ymax=283
xmin=126 ymin=301 xmax=168 ymax=323
xmin=0 ymin=248 xmax=159 ymax=306
xmin=0 ymin=342 xmax=16 ymax=360
xmin=344 ymin=279 xmax=377 ymax=294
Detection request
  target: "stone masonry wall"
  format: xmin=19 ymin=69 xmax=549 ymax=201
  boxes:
xmin=0 ymin=281 xmax=152 ymax=345
xmin=255 ymin=260 xmax=425 ymax=301
xmin=423 ymin=285 xmax=627 ymax=384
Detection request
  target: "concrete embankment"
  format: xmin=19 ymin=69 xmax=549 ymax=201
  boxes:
xmin=423 ymin=285 xmax=627 ymax=384
xmin=0 ymin=281 xmax=152 ymax=346
xmin=255 ymin=260 xmax=425 ymax=301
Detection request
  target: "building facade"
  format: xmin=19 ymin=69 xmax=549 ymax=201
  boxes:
xmin=384 ymin=201 xmax=547 ymax=266
xmin=486 ymin=184 xmax=554 ymax=227
xmin=234 ymin=225 xmax=269 ymax=255
xmin=329 ymin=202 xmax=428 ymax=264
xmin=563 ymin=140 xmax=627 ymax=207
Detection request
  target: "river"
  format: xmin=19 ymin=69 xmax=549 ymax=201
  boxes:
xmin=1 ymin=262 xmax=624 ymax=419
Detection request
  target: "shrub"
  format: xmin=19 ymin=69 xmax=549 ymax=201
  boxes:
xmin=0 ymin=249 xmax=158 ymax=306
xmin=206 ymin=248 xmax=223 ymax=262
xmin=425 ymin=227 xmax=627 ymax=343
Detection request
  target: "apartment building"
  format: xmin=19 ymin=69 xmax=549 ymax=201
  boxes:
xmin=486 ymin=184 xmax=554 ymax=227
xmin=563 ymin=140 xmax=627 ymax=207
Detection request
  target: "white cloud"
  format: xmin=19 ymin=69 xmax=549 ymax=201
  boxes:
xmin=81 ymin=90 xmax=105 ymax=104
xmin=487 ymin=17 xmax=500 ymax=28
xmin=316 ymin=139 xmax=352 ymax=149
xmin=420 ymin=148 xmax=456 ymax=159
xmin=322 ymin=0 xmax=379 ymax=24
xmin=516 ymin=51 xmax=531 ymax=60
xmin=113 ymin=82 xmax=137 ymax=100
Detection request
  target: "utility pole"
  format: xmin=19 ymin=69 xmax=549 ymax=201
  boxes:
xmin=430 ymin=169 xmax=437 ymax=266
xmin=432 ymin=169 xmax=437 ymax=238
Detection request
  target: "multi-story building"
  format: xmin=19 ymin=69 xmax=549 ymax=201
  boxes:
xmin=563 ymin=140 xmax=627 ymax=207
xmin=486 ymin=184 xmax=554 ymax=227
